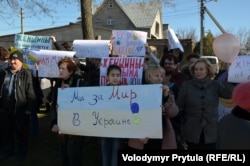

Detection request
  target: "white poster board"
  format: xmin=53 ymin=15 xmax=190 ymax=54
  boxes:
xmin=228 ymin=55 xmax=250 ymax=83
xmin=166 ymin=28 xmax=184 ymax=52
xmin=14 ymin=34 xmax=52 ymax=50
xmin=25 ymin=49 xmax=75 ymax=77
xmin=57 ymin=84 xmax=163 ymax=138
xmin=112 ymin=30 xmax=147 ymax=56
xmin=99 ymin=57 xmax=144 ymax=86
xmin=73 ymin=40 xmax=110 ymax=58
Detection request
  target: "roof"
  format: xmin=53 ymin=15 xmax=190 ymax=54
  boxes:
xmin=120 ymin=2 xmax=162 ymax=28
xmin=94 ymin=0 xmax=162 ymax=28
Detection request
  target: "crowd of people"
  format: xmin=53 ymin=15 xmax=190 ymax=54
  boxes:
xmin=0 ymin=36 xmax=249 ymax=166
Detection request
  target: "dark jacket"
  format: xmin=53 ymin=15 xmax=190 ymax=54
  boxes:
xmin=0 ymin=67 xmax=36 ymax=114
xmin=177 ymin=77 xmax=234 ymax=144
xmin=217 ymin=106 xmax=250 ymax=149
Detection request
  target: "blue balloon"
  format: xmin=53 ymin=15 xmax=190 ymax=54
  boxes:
xmin=131 ymin=102 xmax=139 ymax=114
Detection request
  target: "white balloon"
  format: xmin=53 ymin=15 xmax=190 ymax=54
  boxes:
xmin=213 ymin=33 xmax=240 ymax=63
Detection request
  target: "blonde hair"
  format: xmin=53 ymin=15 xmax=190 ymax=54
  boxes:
xmin=190 ymin=58 xmax=214 ymax=77
xmin=145 ymin=65 xmax=165 ymax=83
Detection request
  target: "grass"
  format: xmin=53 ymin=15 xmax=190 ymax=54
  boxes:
xmin=1 ymin=110 xmax=102 ymax=166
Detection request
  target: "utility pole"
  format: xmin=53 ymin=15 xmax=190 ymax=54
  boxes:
xmin=198 ymin=0 xmax=223 ymax=56
xmin=200 ymin=0 xmax=205 ymax=56
xmin=20 ymin=8 xmax=24 ymax=34
xmin=204 ymin=7 xmax=225 ymax=33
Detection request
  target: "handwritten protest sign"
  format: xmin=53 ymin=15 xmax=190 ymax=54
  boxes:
xmin=112 ymin=30 xmax=147 ymax=56
xmin=99 ymin=57 xmax=144 ymax=86
xmin=228 ymin=55 xmax=250 ymax=83
xmin=25 ymin=49 xmax=75 ymax=77
xmin=14 ymin=34 xmax=52 ymax=50
xmin=73 ymin=40 xmax=110 ymax=58
xmin=57 ymin=84 xmax=163 ymax=138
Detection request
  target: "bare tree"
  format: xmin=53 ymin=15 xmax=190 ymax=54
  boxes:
xmin=235 ymin=28 xmax=250 ymax=55
xmin=0 ymin=0 xmax=79 ymax=22
xmin=175 ymin=27 xmax=198 ymax=42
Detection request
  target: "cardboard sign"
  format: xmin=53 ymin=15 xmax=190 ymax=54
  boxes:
xmin=14 ymin=34 xmax=52 ymax=50
xmin=57 ymin=85 xmax=163 ymax=138
xmin=112 ymin=30 xmax=147 ymax=56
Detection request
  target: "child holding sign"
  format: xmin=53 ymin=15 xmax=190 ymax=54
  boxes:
xmin=100 ymin=64 xmax=125 ymax=166
xmin=128 ymin=65 xmax=178 ymax=150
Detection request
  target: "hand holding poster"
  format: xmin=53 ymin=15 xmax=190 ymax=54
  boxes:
xmin=25 ymin=49 xmax=75 ymax=77
xmin=73 ymin=40 xmax=110 ymax=58
xmin=99 ymin=57 xmax=144 ymax=85
xmin=57 ymin=84 xmax=162 ymax=138
xmin=228 ymin=55 xmax=250 ymax=83
xmin=14 ymin=34 xmax=52 ymax=50
xmin=112 ymin=30 xmax=147 ymax=56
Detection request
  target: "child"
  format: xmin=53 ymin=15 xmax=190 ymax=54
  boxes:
xmin=128 ymin=65 xmax=178 ymax=150
xmin=100 ymin=64 xmax=124 ymax=166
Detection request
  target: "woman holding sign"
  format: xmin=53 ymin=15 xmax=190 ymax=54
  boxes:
xmin=177 ymin=58 xmax=234 ymax=150
xmin=50 ymin=57 xmax=86 ymax=166
xmin=128 ymin=65 xmax=179 ymax=150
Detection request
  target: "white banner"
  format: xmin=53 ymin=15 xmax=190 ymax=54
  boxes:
xmin=24 ymin=49 xmax=75 ymax=77
xmin=73 ymin=40 xmax=110 ymax=58
xmin=57 ymin=85 xmax=163 ymax=138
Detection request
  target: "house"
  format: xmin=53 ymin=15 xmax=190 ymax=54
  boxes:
xmin=92 ymin=0 xmax=164 ymax=39
xmin=0 ymin=0 xmax=192 ymax=59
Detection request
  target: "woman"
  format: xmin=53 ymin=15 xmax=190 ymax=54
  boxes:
xmin=177 ymin=58 xmax=234 ymax=150
xmin=128 ymin=65 xmax=178 ymax=150
xmin=50 ymin=57 xmax=86 ymax=166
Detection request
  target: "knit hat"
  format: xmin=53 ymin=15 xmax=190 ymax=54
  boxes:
xmin=10 ymin=50 xmax=23 ymax=62
xmin=232 ymin=81 xmax=250 ymax=110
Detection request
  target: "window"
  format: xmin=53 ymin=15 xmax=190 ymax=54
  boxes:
xmin=155 ymin=22 xmax=159 ymax=35
xmin=107 ymin=19 xmax=115 ymax=25
xmin=108 ymin=2 xmax=113 ymax=8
